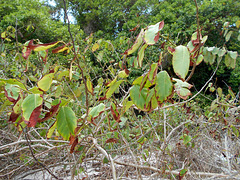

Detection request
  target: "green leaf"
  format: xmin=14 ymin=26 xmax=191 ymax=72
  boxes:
xmin=155 ymin=71 xmax=173 ymax=103
xmin=13 ymin=95 xmax=23 ymax=114
xmin=130 ymin=85 xmax=148 ymax=111
xmin=225 ymin=53 xmax=236 ymax=69
xmin=47 ymin=121 xmax=57 ymax=139
xmin=5 ymin=83 xmax=20 ymax=101
xmin=225 ymin=31 xmax=233 ymax=42
xmin=183 ymin=135 xmax=191 ymax=145
xmin=148 ymin=63 xmax=158 ymax=83
xmin=203 ymin=49 xmax=215 ymax=65
xmin=1 ymin=79 xmax=26 ymax=90
xmin=124 ymin=101 xmax=133 ymax=112
xmin=56 ymin=107 xmax=77 ymax=140
xmin=37 ymin=73 xmax=54 ymax=91
xmin=172 ymin=45 xmax=190 ymax=80
xmin=196 ymin=54 xmax=203 ymax=65
xmin=218 ymin=48 xmax=226 ymax=57
xmin=29 ymin=87 xmax=43 ymax=94
xmin=228 ymin=51 xmax=238 ymax=60
xmin=231 ymin=125 xmax=239 ymax=137
xmin=92 ymin=42 xmax=100 ymax=52
xmin=118 ymin=70 xmax=129 ymax=78
xmin=236 ymin=20 xmax=240 ymax=28
xmin=137 ymin=43 xmax=148 ymax=67
xmin=173 ymin=78 xmax=192 ymax=100
xmin=87 ymin=78 xmax=94 ymax=95
xmin=124 ymin=29 xmax=144 ymax=55
xmin=88 ymin=103 xmax=105 ymax=120
xmin=180 ymin=168 xmax=188 ymax=177
xmin=22 ymin=94 xmax=43 ymax=126
xmin=106 ymin=80 xmax=123 ymax=99
xmin=144 ymin=21 xmax=164 ymax=45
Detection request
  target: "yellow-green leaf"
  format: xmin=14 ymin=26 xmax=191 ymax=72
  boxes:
xmin=37 ymin=73 xmax=54 ymax=91
xmin=155 ymin=71 xmax=173 ymax=103
xmin=172 ymin=45 xmax=190 ymax=80
xmin=56 ymin=107 xmax=77 ymax=140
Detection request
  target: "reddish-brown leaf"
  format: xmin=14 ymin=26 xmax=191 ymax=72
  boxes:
xmin=70 ymin=137 xmax=79 ymax=153
xmin=27 ymin=105 xmax=42 ymax=127
xmin=39 ymin=101 xmax=61 ymax=122
xmin=106 ymin=138 xmax=118 ymax=144
xmin=129 ymin=24 xmax=140 ymax=32
xmin=52 ymin=43 xmax=70 ymax=54
xmin=168 ymin=47 xmax=175 ymax=54
xmin=110 ymin=105 xmax=121 ymax=123
xmin=28 ymin=41 xmax=59 ymax=51
xmin=98 ymin=96 xmax=107 ymax=101
xmin=9 ymin=112 xmax=20 ymax=122
xmin=4 ymin=89 xmax=18 ymax=103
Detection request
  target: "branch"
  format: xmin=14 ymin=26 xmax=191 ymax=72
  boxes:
xmin=89 ymin=137 xmax=117 ymax=180
xmin=114 ymin=160 xmax=230 ymax=178
xmin=186 ymin=0 xmax=200 ymax=82
xmin=24 ymin=128 xmax=59 ymax=180
xmin=0 ymin=139 xmax=68 ymax=151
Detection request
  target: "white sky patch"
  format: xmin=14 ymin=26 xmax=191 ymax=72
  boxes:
xmin=41 ymin=0 xmax=76 ymax=24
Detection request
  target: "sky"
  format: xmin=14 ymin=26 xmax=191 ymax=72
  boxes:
xmin=41 ymin=0 xmax=76 ymax=23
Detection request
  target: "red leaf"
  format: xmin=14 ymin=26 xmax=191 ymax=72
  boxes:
xmin=168 ymin=47 xmax=175 ymax=54
xmin=9 ymin=112 xmax=20 ymax=122
xmin=129 ymin=24 xmax=140 ymax=32
xmin=98 ymin=96 xmax=107 ymax=101
xmin=22 ymin=40 xmax=33 ymax=59
xmin=110 ymin=105 xmax=121 ymax=123
xmin=160 ymin=42 xmax=166 ymax=49
xmin=154 ymin=33 xmax=160 ymax=43
xmin=124 ymin=66 xmax=130 ymax=75
xmin=39 ymin=101 xmax=61 ymax=122
xmin=27 ymin=105 xmax=42 ymax=127
xmin=70 ymin=137 xmax=79 ymax=153
xmin=106 ymin=138 xmax=118 ymax=144
xmin=159 ymin=21 xmax=164 ymax=30
xmin=52 ymin=43 xmax=70 ymax=54
xmin=28 ymin=41 xmax=59 ymax=51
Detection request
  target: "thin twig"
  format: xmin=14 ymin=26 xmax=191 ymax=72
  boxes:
xmin=24 ymin=127 xmax=60 ymax=179
xmin=89 ymin=137 xmax=117 ymax=180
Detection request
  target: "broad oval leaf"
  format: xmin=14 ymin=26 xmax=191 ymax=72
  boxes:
xmin=106 ymin=80 xmax=123 ymax=99
xmin=172 ymin=78 xmax=193 ymax=100
xmin=88 ymin=103 xmax=105 ymax=120
xmin=130 ymin=85 xmax=148 ymax=111
xmin=22 ymin=94 xmax=43 ymax=126
xmin=228 ymin=51 xmax=238 ymax=60
xmin=172 ymin=45 xmax=190 ymax=80
xmin=56 ymin=107 xmax=77 ymax=140
xmin=5 ymin=83 xmax=20 ymax=102
xmin=37 ymin=73 xmax=54 ymax=91
xmin=155 ymin=71 xmax=173 ymax=103
xmin=144 ymin=21 xmax=164 ymax=45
